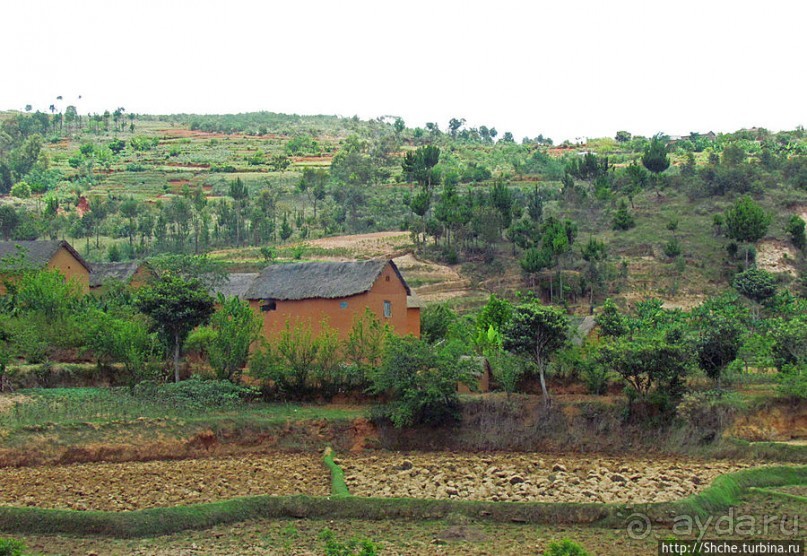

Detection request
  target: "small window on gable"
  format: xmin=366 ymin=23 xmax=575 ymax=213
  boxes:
xmin=385 ymin=275 xmax=390 ymax=282
xmin=383 ymin=300 xmax=392 ymax=318
xmin=261 ymin=300 xmax=277 ymax=312
xmin=340 ymin=301 xmax=348 ymax=309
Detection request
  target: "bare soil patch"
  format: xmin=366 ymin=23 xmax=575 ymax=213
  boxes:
xmin=300 ymin=231 xmax=412 ymax=258
xmin=0 ymin=454 xmax=327 ymax=511
xmin=341 ymin=452 xmax=750 ymax=504
xmin=756 ymin=239 xmax=799 ymax=276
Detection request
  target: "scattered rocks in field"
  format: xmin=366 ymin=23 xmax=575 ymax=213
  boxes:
xmin=341 ymin=452 xmax=753 ymax=504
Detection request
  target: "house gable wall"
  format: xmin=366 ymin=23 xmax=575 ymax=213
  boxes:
xmin=252 ymin=261 xmax=417 ymax=340
xmin=47 ymin=246 xmax=90 ymax=293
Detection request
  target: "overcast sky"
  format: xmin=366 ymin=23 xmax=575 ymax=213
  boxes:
xmin=2 ymin=0 xmax=805 ymax=142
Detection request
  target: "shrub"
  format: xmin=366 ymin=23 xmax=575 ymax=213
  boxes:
xmin=207 ymin=296 xmax=262 ymax=382
xmin=420 ymin=303 xmax=457 ymax=343
xmin=369 ymin=336 xmax=470 ymax=428
xmin=779 ymin=365 xmax=806 ymax=399
xmin=543 ymin=539 xmax=591 ymax=556
xmin=733 ymin=268 xmax=777 ymax=303
xmin=581 ymin=360 xmax=609 ymax=395
xmin=676 ymin=390 xmax=747 ymax=432
xmin=134 ymin=376 xmax=257 ymax=410
xmin=663 ymin=238 xmax=682 ymax=258
xmin=0 ymin=537 xmax=26 ymax=556
xmin=611 ymin=199 xmax=635 ymax=231
xmin=488 ymin=351 xmax=525 ymax=396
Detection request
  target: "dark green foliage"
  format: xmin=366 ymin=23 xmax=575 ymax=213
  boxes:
xmin=786 ymin=215 xmax=806 ymax=250
xmin=543 ymin=539 xmax=591 ymax=556
xmin=663 ymin=238 xmax=681 ymax=258
xmin=732 ymin=268 xmax=777 ymax=303
xmin=724 ymin=195 xmax=770 ymax=260
xmin=401 ymin=145 xmax=440 ymax=188
xmin=611 ymin=199 xmax=635 ymax=231
xmin=641 ymin=135 xmax=670 ymax=174
xmin=596 ymin=334 xmax=690 ymax=400
xmin=369 ymin=336 xmax=469 ymax=428
xmin=595 ymin=299 xmax=626 ymax=338
xmin=136 ymin=275 xmax=215 ymax=382
xmin=691 ymin=294 xmax=747 ymax=383
xmin=502 ymin=302 xmax=568 ymax=403
xmin=420 ymin=303 xmax=457 ymax=344
xmin=768 ymin=316 xmax=807 ymax=372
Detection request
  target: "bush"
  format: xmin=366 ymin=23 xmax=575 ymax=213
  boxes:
xmin=733 ymin=268 xmax=777 ymax=303
xmin=676 ymin=390 xmax=747 ymax=432
xmin=133 ymin=376 xmax=257 ymax=410
xmin=581 ymin=360 xmax=609 ymax=395
xmin=369 ymin=336 xmax=470 ymax=428
xmin=0 ymin=537 xmax=26 ymax=556
xmin=663 ymin=238 xmax=682 ymax=258
xmin=779 ymin=365 xmax=806 ymax=399
xmin=420 ymin=303 xmax=457 ymax=343
xmin=543 ymin=539 xmax=591 ymax=556
xmin=611 ymin=199 xmax=635 ymax=231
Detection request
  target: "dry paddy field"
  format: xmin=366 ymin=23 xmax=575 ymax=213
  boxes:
xmin=0 ymin=454 xmax=328 ymax=511
xmin=340 ymin=452 xmax=752 ymax=504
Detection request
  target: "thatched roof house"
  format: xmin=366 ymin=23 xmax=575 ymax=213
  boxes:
xmin=243 ymin=259 xmax=419 ymax=339
xmin=0 ymin=240 xmax=91 ymax=293
xmin=210 ymin=273 xmax=260 ymax=299
xmin=89 ymin=261 xmax=156 ymax=290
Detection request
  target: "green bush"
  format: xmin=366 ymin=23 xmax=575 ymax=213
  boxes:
xmin=420 ymin=303 xmax=457 ymax=343
xmin=543 ymin=539 xmax=591 ymax=556
xmin=0 ymin=537 xmax=26 ymax=556
xmin=319 ymin=528 xmax=379 ymax=556
xmin=779 ymin=365 xmax=806 ymax=400
xmin=663 ymin=238 xmax=682 ymax=258
xmin=369 ymin=336 xmax=471 ymax=428
xmin=133 ymin=377 xmax=257 ymax=410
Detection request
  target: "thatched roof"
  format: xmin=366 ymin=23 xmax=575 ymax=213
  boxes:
xmin=90 ymin=261 xmax=150 ymax=288
xmin=211 ymin=273 xmax=260 ymax=299
xmin=245 ymin=259 xmax=410 ymax=300
xmin=0 ymin=240 xmax=91 ymax=272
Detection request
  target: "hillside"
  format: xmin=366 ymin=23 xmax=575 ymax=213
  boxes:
xmin=0 ymin=109 xmax=805 ymax=311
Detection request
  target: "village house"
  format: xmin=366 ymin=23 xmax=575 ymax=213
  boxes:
xmin=89 ymin=261 xmax=157 ymax=292
xmin=239 ymin=259 xmax=420 ymax=340
xmin=0 ymin=240 xmax=91 ymax=294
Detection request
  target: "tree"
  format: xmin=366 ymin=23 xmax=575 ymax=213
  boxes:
xmin=207 ymin=295 xmax=262 ymax=381
xmin=691 ymin=294 xmax=747 ymax=384
xmin=641 ymin=135 xmax=670 ymax=174
xmin=136 ymin=275 xmax=215 ymax=382
xmin=612 ymin=199 xmax=636 ymax=231
xmin=615 ymin=130 xmax=632 ymax=143
xmin=401 ymin=145 xmax=440 ymax=188
xmin=724 ymin=195 xmax=770 ymax=267
xmin=595 ymin=298 xmax=626 ymax=338
xmin=597 ymin=334 xmax=689 ymax=401
xmin=581 ymin=237 xmax=607 ymax=311
xmin=502 ymin=302 xmax=568 ymax=406
xmin=420 ymin=303 xmax=457 ymax=344
xmin=370 ymin=336 xmax=469 ymax=427
xmin=786 ymin=215 xmax=806 ymax=250
xmin=0 ymin=206 xmax=20 ymax=240
xmin=732 ymin=268 xmax=777 ymax=303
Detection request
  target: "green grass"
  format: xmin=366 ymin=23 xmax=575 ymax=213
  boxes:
xmin=0 ymin=465 xmax=800 ymax=538
xmin=0 ymin=387 xmax=362 ymax=439
xmin=323 ymin=448 xmax=351 ymax=497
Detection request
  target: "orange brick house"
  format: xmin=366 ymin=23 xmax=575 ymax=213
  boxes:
xmin=0 ymin=240 xmax=91 ymax=294
xmin=242 ymin=259 xmax=420 ymax=340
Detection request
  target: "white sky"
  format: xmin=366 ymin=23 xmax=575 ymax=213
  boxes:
xmin=2 ymin=0 xmax=805 ymax=142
